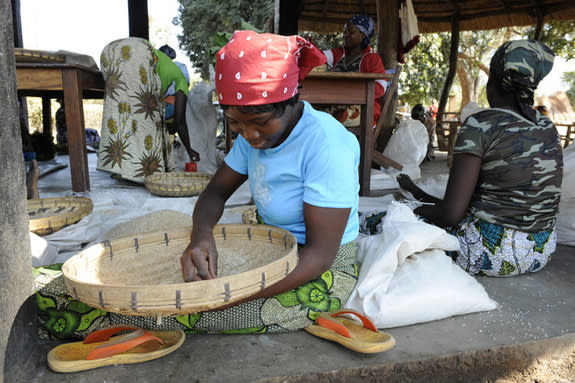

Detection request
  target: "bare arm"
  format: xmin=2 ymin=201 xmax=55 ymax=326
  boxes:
xmin=180 ymin=163 xmax=247 ymax=281
xmin=207 ymin=203 xmax=351 ymax=311
xmin=244 ymin=203 xmax=351 ymax=300
xmin=399 ymin=153 xmax=482 ymax=227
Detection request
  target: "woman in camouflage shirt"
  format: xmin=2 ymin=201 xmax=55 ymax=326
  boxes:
xmin=398 ymin=39 xmax=563 ymax=277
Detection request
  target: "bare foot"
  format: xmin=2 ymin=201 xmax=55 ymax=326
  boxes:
xmin=26 ymin=160 xmax=40 ymax=199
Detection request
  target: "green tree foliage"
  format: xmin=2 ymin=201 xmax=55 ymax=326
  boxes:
xmin=176 ymin=0 xmax=274 ymax=80
xmin=399 ymin=33 xmax=451 ymax=107
xmin=526 ymin=21 xmax=575 ymax=60
xmin=563 ymin=71 xmax=575 ymax=107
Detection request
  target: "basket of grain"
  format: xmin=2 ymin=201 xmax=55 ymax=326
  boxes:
xmin=28 ymin=197 xmax=93 ymax=236
xmin=144 ymin=172 xmax=211 ymax=197
xmin=62 ymin=224 xmax=298 ymax=317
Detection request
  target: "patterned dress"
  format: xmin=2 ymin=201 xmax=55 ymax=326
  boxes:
xmin=97 ymin=37 xmax=174 ymax=183
xmin=448 ymin=108 xmax=563 ymax=277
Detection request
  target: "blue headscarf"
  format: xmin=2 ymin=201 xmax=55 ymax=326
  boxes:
xmin=347 ymin=15 xmax=375 ymax=49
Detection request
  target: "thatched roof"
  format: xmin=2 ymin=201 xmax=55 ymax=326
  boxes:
xmin=296 ymin=0 xmax=575 ymax=33
xmin=537 ymin=92 xmax=575 ymax=124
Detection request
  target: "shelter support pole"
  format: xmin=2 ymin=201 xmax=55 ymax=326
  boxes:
xmin=438 ymin=16 xmax=460 ymax=128
xmin=276 ymin=0 xmax=299 ymax=35
xmin=534 ymin=8 xmax=544 ymax=40
xmin=0 ymin=0 xmax=37 ymax=381
xmin=128 ymin=0 xmax=149 ymax=40
xmin=375 ymin=0 xmax=400 ymax=152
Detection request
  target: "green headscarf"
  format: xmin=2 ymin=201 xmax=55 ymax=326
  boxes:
xmin=489 ymin=39 xmax=555 ymax=122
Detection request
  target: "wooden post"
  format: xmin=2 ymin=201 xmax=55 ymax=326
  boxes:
xmin=128 ymin=0 xmax=149 ymax=40
xmin=41 ymin=96 xmax=51 ymax=133
xmin=375 ymin=0 xmax=400 ymax=152
xmin=438 ymin=15 xmax=460 ymax=127
xmin=534 ymin=8 xmax=544 ymax=40
xmin=276 ymin=0 xmax=300 ymax=35
xmin=377 ymin=0 xmax=399 ymax=69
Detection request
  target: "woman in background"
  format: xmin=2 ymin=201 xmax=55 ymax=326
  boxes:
xmin=322 ymin=15 xmax=387 ymax=127
xmin=398 ymin=39 xmax=563 ymax=277
xmin=98 ymin=37 xmax=199 ymax=183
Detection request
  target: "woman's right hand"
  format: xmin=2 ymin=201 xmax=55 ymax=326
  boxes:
xmin=180 ymin=232 xmax=218 ymax=282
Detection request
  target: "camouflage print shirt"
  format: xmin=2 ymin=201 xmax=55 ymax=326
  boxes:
xmin=454 ymin=107 xmax=563 ymax=232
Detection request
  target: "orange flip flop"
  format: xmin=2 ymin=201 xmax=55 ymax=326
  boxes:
xmin=304 ymin=309 xmax=395 ymax=353
xmin=47 ymin=325 xmax=185 ymax=372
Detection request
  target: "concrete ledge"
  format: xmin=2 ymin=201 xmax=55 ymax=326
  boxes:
xmin=19 ymin=245 xmax=574 ymax=383
xmin=257 ymin=334 xmax=575 ymax=383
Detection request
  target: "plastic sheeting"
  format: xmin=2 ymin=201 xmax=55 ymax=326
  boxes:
xmin=345 ymin=202 xmax=498 ymax=328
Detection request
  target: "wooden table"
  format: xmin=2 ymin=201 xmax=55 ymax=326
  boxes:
xmin=300 ymin=72 xmax=390 ymax=196
xmin=16 ymin=63 xmax=105 ymax=192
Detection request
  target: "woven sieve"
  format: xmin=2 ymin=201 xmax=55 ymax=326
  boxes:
xmin=62 ymin=224 xmax=298 ymax=317
xmin=28 ymin=197 xmax=93 ymax=236
xmin=144 ymin=172 xmax=211 ymax=197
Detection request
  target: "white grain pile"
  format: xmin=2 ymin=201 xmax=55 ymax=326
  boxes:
xmin=104 ymin=209 xmax=194 ymax=240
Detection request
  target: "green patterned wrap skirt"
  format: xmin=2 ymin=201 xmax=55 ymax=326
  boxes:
xmin=34 ymin=243 xmax=358 ymax=340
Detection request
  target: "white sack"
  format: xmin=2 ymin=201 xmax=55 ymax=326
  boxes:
xmin=382 ymin=119 xmax=429 ymax=180
xmin=181 ymin=82 xmax=225 ymax=174
xmin=345 ymin=201 xmax=498 ymax=328
xmin=557 ymin=143 xmax=575 ymax=246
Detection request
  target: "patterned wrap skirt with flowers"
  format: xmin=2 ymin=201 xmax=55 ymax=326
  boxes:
xmin=447 ymin=214 xmax=556 ymax=277
xmin=34 ymin=243 xmax=358 ymax=340
xmin=98 ymin=37 xmax=173 ymax=184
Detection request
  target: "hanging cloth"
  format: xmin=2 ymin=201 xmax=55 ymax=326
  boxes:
xmin=398 ymin=0 xmax=420 ymax=63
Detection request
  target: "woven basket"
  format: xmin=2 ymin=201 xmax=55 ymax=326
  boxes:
xmin=144 ymin=172 xmax=211 ymax=197
xmin=62 ymin=224 xmax=298 ymax=317
xmin=28 ymin=197 xmax=93 ymax=236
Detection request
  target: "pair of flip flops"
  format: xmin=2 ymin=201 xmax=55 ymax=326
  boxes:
xmin=47 ymin=326 xmax=185 ymax=373
xmin=305 ymin=309 xmax=395 ymax=353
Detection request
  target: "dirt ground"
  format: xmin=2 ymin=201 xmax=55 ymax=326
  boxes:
xmin=494 ymin=351 xmax=575 ymax=383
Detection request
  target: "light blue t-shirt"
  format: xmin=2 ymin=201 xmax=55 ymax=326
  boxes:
xmin=225 ymin=101 xmax=360 ymax=245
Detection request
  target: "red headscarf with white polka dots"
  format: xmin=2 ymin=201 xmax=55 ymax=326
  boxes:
xmin=215 ymin=30 xmax=326 ymax=106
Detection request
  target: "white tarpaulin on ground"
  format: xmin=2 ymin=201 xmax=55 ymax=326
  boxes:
xmin=345 ymin=201 xmax=498 ymax=328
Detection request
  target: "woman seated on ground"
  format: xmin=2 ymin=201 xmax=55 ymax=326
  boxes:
xmin=176 ymin=30 xmax=360 ymax=333
xmin=35 ymin=31 xmax=360 ymax=340
xmin=320 ymin=15 xmax=386 ymax=127
xmin=397 ymin=39 xmax=563 ymax=277
xmin=97 ymin=37 xmax=199 ymax=184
